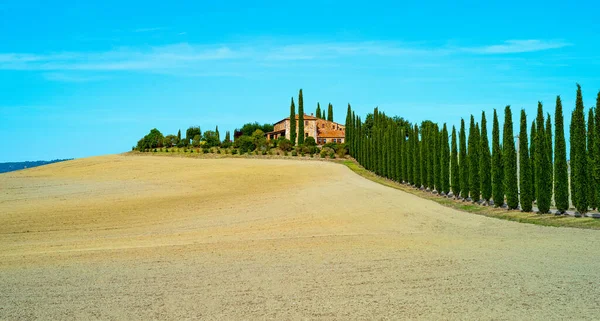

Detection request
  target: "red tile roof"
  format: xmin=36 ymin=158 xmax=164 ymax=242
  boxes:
xmin=318 ymin=129 xmax=345 ymax=138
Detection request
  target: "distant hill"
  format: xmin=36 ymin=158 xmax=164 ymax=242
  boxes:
xmin=0 ymin=159 xmax=72 ymax=174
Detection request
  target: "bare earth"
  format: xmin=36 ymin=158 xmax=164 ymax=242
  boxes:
xmin=1 ymin=155 xmax=599 ymax=320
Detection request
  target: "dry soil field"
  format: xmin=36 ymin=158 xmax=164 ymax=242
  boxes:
xmin=1 ymin=155 xmax=599 ymax=320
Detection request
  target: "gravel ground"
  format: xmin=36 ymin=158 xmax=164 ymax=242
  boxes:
xmin=1 ymin=155 xmax=599 ymax=320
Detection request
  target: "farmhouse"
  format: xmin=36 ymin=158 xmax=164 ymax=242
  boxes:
xmin=266 ymin=114 xmax=346 ymax=145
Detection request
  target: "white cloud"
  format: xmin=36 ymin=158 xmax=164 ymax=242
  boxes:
xmin=0 ymin=39 xmax=572 ymax=80
xmin=465 ymin=40 xmax=571 ymax=54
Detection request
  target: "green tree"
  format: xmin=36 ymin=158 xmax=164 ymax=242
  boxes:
xmin=587 ymin=108 xmax=596 ymax=209
xmin=327 ymin=103 xmax=334 ymax=122
xmin=503 ymin=106 xmax=519 ymax=209
xmin=414 ymin=124 xmax=421 ymax=187
xmin=519 ymin=109 xmax=533 ymax=212
xmin=202 ymin=130 xmax=220 ymax=147
xmin=595 ymin=92 xmax=600 ymax=210
xmin=492 ymin=109 xmax=504 ymax=207
xmin=316 ymin=103 xmax=322 ymax=119
xmin=459 ymin=119 xmax=469 ymax=199
xmin=451 ymin=126 xmax=460 ymax=197
xmin=290 ymin=97 xmax=297 ymax=145
xmin=546 ymin=115 xmax=553 ymax=206
xmin=186 ymin=126 xmax=201 ymax=144
xmin=345 ymin=104 xmax=352 ymax=154
xmin=215 ymin=126 xmax=220 ymax=142
xmin=530 ymin=121 xmax=536 ymax=201
xmin=535 ymin=102 xmax=551 ymax=213
xmin=177 ymin=129 xmax=181 ymax=143
xmin=468 ymin=116 xmax=480 ymax=201
xmin=298 ymin=89 xmax=305 ymax=145
xmin=480 ymin=111 xmax=492 ymax=203
xmin=441 ymin=124 xmax=450 ymax=194
xmin=554 ymin=96 xmax=569 ymax=213
xmin=570 ymin=84 xmax=588 ymax=214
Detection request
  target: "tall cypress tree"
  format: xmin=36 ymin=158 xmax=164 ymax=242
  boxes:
xmin=468 ymin=116 xmax=480 ymax=201
xmin=420 ymin=124 xmax=427 ymax=188
xmin=492 ymin=109 xmax=504 ymax=207
xmin=503 ymin=106 xmax=519 ymax=209
xmin=328 ymin=103 xmax=334 ymax=122
xmin=414 ymin=124 xmax=421 ymax=187
xmin=535 ymin=102 xmax=551 ymax=213
xmin=407 ymin=126 xmax=413 ymax=184
xmin=442 ymin=124 xmax=450 ymax=194
xmin=459 ymin=119 xmax=469 ymax=199
xmin=290 ymin=97 xmax=297 ymax=144
xmin=298 ymin=89 xmax=305 ymax=145
xmin=519 ymin=109 xmax=533 ymax=212
xmin=345 ymin=104 xmax=352 ymax=149
xmin=571 ymin=84 xmax=588 ymax=214
xmin=451 ymin=126 xmax=460 ymax=197
xmin=587 ymin=108 xmax=596 ymax=209
xmin=480 ymin=111 xmax=492 ymax=203
xmin=554 ymin=96 xmax=569 ymax=213
xmin=594 ymin=92 xmax=600 ymax=210
xmin=546 ymin=114 xmax=553 ymax=207
xmin=400 ymin=127 xmax=406 ymax=182
xmin=177 ymin=129 xmax=182 ymax=143
xmin=434 ymin=124 xmax=442 ymax=192
xmin=530 ymin=121 xmax=536 ymax=200
xmin=216 ymin=125 xmax=220 ymax=142
xmin=225 ymin=131 xmax=231 ymax=142
xmin=316 ymin=103 xmax=321 ymax=119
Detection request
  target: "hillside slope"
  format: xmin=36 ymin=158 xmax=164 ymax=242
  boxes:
xmin=1 ymin=155 xmax=599 ymax=320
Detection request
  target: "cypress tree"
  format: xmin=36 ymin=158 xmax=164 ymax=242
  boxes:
xmin=290 ymin=97 xmax=297 ymax=144
xmin=328 ymin=103 xmax=334 ymax=122
xmin=322 ymin=109 xmax=326 ymax=120
xmin=480 ymin=111 xmax=492 ymax=203
xmin=414 ymin=124 xmax=421 ymax=187
xmin=298 ymin=89 xmax=305 ymax=145
xmin=594 ymin=92 xmax=600 ymax=210
xmin=399 ymin=127 xmax=406 ymax=182
xmin=345 ymin=104 xmax=352 ymax=149
xmin=216 ymin=126 xmax=220 ymax=142
xmin=459 ymin=119 xmax=469 ymax=199
xmin=423 ymin=124 xmax=432 ymax=189
xmin=441 ymin=124 xmax=450 ymax=194
xmin=587 ymin=108 xmax=596 ymax=209
xmin=554 ymin=96 xmax=569 ymax=213
xmin=434 ymin=124 xmax=441 ymax=192
xmin=571 ymin=84 xmax=588 ymax=214
xmin=420 ymin=124 xmax=427 ymax=188
xmin=492 ymin=109 xmax=504 ymax=206
xmin=177 ymin=129 xmax=182 ymax=143
xmin=407 ymin=126 xmax=414 ymax=184
xmin=519 ymin=109 xmax=533 ymax=212
xmin=535 ymin=102 xmax=551 ymax=213
xmin=530 ymin=121 xmax=536 ymax=201
xmin=503 ymin=106 xmax=519 ymax=209
xmin=451 ymin=126 xmax=460 ymax=197
xmin=468 ymin=116 xmax=480 ymax=201
xmin=316 ymin=103 xmax=322 ymax=119
xmin=546 ymin=114 xmax=553 ymax=207
xmin=225 ymin=131 xmax=231 ymax=142
xmin=473 ymin=123 xmax=481 ymax=201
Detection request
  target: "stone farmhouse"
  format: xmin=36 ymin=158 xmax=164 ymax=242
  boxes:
xmin=266 ymin=113 xmax=346 ymax=145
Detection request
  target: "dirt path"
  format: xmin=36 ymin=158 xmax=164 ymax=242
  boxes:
xmin=1 ymin=155 xmax=599 ymax=320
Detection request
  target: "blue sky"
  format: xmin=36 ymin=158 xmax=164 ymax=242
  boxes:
xmin=1 ymin=0 xmax=599 ymax=162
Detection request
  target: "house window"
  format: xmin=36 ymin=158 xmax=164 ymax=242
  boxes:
xmin=305 ymin=121 xmax=308 ymax=126
xmin=305 ymin=133 xmax=308 ymax=138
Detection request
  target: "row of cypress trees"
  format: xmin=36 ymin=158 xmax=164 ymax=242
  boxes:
xmin=345 ymin=85 xmax=600 ymax=214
